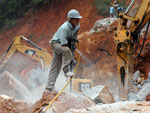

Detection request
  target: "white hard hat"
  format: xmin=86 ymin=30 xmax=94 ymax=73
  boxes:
xmin=67 ymin=9 xmax=82 ymax=19
xmin=114 ymin=1 xmax=117 ymax=4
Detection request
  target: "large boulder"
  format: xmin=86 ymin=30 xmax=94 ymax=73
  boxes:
xmin=83 ymin=85 xmax=115 ymax=104
xmin=90 ymin=18 xmax=118 ymax=33
xmin=30 ymin=91 xmax=95 ymax=113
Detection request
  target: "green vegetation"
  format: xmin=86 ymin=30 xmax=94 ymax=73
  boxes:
xmin=94 ymin=0 xmax=127 ymax=16
xmin=94 ymin=0 xmax=112 ymax=16
xmin=0 ymin=0 xmax=51 ymax=30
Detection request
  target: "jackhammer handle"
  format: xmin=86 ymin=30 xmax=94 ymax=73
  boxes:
xmin=43 ymin=76 xmax=73 ymax=112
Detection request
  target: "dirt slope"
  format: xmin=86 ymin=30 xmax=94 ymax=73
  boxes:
xmin=0 ymin=0 xmax=102 ymax=78
xmin=0 ymin=0 xmax=102 ymax=55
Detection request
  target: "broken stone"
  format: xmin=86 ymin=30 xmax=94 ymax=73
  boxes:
xmin=30 ymin=91 xmax=95 ymax=113
xmin=133 ymin=83 xmax=150 ymax=101
xmin=133 ymin=70 xmax=140 ymax=84
xmin=83 ymin=85 xmax=115 ymax=104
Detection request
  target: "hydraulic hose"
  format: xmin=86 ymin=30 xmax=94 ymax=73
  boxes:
xmin=74 ymin=42 xmax=80 ymax=74
xmin=135 ymin=19 xmax=150 ymax=58
xmin=121 ymin=15 xmax=146 ymax=55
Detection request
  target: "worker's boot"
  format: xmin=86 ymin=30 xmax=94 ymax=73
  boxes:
xmin=63 ymin=63 xmax=74 ymax=78
xmin=45 ymin=88 xmax=58 ymax=94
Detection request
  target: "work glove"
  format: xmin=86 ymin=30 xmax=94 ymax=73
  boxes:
xmin=70 ymin=59 xmax=77 ymax=70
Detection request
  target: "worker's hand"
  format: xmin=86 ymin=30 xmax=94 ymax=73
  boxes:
xmin=72 ymin=59 xmax=77 ymax=67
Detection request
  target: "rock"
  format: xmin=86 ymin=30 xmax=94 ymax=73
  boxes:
xmin=83 ymin=85 xmax=115 ymax=104
xmin=52 ymin=92 xmax=95 ymax=113
xmin=31 ymin=91 xmax=95 ymax=113
xmin=0 ymin=95 xmax=30 ymax=113
xmin=146 ymin=72 xmax=150 ymax=82
xmin=90 ymin=18 xmax=118 ymax=33
xmin=0 ymin=71 xmax=34 ymax=102
xmin=133 ymin=83 xmax=150 ymax=101
xmin=133 ymin=70 xmax=140 ymax=82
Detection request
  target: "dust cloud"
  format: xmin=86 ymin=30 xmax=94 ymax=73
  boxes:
xmin=0 ymin=51 xmax=74 ymax=103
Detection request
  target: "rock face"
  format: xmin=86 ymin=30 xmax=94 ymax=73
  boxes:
xmin=77 ymin=18 xmax=119 ymax=101
xmin=30 ymin=91 xmax=95 ymax=113
xmin=78 ymin=18 xmax=118 ymax=80
xmin=0 ymin=95 xmax=30 ymax=113
xmin=83 ymin=85 xmax=115 ymax=104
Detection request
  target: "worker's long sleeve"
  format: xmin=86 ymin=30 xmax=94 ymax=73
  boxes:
xmin=50 ymin=21 xmax=80 ymax=45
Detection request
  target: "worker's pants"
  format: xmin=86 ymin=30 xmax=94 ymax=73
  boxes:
xmin=110 ymin=13 xmax=114 ymax=17
xmin=46 ymin=43 xmax=73 ymax=89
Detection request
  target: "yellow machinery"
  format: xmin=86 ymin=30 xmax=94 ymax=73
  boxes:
xmin=71 ymin=42 xmax=93 ymax=92
xmin=72 ymin=78 xmax=93 ymax=92
xmin=0 ymin=35 xmax=93 ymax=92
xmin=0 ymin=35 xmax=52 ymax=69
xmin=114 ymin=0 xmax=150 ymax=99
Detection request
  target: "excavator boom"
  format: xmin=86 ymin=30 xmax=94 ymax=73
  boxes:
xmin=0 ymin=35 xmax=51 ymax=69
xmin=114 ymin=0 xmax=150 ymax=99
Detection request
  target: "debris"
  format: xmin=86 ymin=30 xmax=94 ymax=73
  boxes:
xmin=0 ymin=95 xmax=31 ymax=113
xmin=133 ymin=83 xmax=150 ymax=101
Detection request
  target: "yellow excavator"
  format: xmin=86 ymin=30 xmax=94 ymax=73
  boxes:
xmin=0 ymin=35 xmax=93 ymax=92
xmin=0 ymin=35 xmax=52 ymax=70
xmin=114 ymin=0 xmax=150 ymax=99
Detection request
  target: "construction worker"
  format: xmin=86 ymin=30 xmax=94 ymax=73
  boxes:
xmin=117 ymin=6 xmax=123 ymax=18
xmin=45 ymin=9 xmax=82 ymax=92
xmin=110 ymin=6 xmax=114 ymax=17
xmin=112 ymin=1 xmax=119 ymax=17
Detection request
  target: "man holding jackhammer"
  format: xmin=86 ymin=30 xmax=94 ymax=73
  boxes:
xmin=45 ymin=9 xmax=82 ymax=92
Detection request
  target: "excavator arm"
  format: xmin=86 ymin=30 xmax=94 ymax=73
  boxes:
xmin=114 ymin=0 xmax=150 ymax=99
xmin=0 ymin=35 xmax=51 ymax=69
